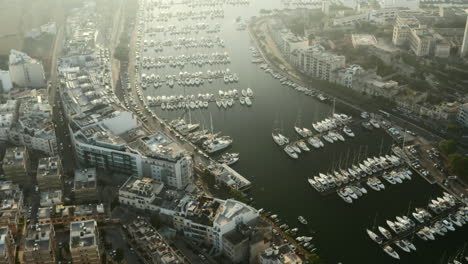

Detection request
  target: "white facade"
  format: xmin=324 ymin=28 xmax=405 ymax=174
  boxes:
xmin=0 ymin=71 xmax=13 ymax=92
xmin=8 ymin=50 xmax=46 ymax=88
xmin=118 ymin=177 xmax=164 ymax=211
xmin=298 ymin=45 xmax=346 ymax=81
xmin=173 ymin=198 xmax=259 ymax=253
xmin=461 ymin=16 xmax=468 ymax=57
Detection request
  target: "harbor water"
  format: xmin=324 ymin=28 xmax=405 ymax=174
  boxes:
xmin=141 ymin=1 xmax=468 ymax=263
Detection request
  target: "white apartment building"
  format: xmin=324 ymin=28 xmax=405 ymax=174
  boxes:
xmin=298 ymin=45 xmax=346 ymax=81
xmin=173 ymin=197 xmax=259 ymax=253
xmin=8 ymin=50 xmax=45 ymax=88
xmin=118 ymin=177 xmax=165 ymax=211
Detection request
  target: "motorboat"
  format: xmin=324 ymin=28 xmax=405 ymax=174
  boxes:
xmin=383 ymin=246 xmax=400 ymax=259
xmin=366 ymin=229 xmax=383 ymax=244
xmin=298 ymin=216 xmax=308 ymax=225
xmin=378 ymin=226 xmax=392 ymax=239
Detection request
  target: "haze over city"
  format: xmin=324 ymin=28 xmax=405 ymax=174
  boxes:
xmin=0 ymin=0 xmax=467 ymax=263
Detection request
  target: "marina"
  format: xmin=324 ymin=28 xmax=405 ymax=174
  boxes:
xmin=132 ymin=0 xmax=468 ymax=263
xmin=365 ymin=192 xmax=467 ymax=259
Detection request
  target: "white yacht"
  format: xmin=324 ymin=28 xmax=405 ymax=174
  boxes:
xmin=297 ymin=140 xmax=310 ymax=151
xmin=272 ymin=133 xmax=285 ymax=146
xmin=240 ymin=97 xmax=245 ymax=105
xmin=343 ymin=126 xmax=355 ymax=137
xmin=205 ymin=137 xmax=232 ymax=153
xmin=383 ymin=246 xmax=400 ymax=260
xmin=246 ymin=87 xmax=253 ymax=97
xmin=369 ymin=119 xmax=380 ymax=129
xmin=284 ymin=145 xmax=298 ymax=159
xmin=245 ymin=97 xmax=252 ymax=106
xmin=378 ymin=226 xmax=392 ymax=239
xmin=366 ymin=229 xmax=383 ymax=244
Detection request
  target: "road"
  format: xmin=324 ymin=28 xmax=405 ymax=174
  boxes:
xmin=116 ymin=7 xmax=221 ymax=196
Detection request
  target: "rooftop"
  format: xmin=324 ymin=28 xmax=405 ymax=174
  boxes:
xmin=70 ymin=220 xmax=98 ymax=248
xmin=74 ymin=168 xmax=97 ymax=190
xmin=3 ymin=147 xmax=27 ymax=167
xmin=24 ymin=223 xmax=54 ymax=252
xmin=120 ymin=176 xmax=164 ymax=198
xmin=37 ymin=156 xmax=60 ymax=179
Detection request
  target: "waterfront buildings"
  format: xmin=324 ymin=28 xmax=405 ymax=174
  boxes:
xmin=173 ymin=196 xmax=259 ymax=254
xmin=73 ymin=168 xmax=99 ymax=202
xmin=298 ymin=45 xmax=346 ymax=81
xmin=36 ymin=156 xmax=62 ymax=192
xmin=8 ymin=50 xmax=46 ymax=88
xmin=59 ymin=49 xmax=193 ymax=190
xmin=0 ymin=181 xmax=23 ymax=234
xmin=2 ymin=147 xmax=31 ymax=187
xmin=125 ymin=219 xmax=186 ymax=263
xmin=259 ymin=244 xmax=303 ymax=264
xmin=23 ymin=223 xmax=56 ymax=264
xmin=0 ymin=227 xmax=15 ymax=264
xmin=70 ymin=220 xmax=101 ymax=264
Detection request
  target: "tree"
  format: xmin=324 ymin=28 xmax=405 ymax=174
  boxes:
xmin=439 ymin=139 xmax=457 ymax=154
xmin=448 ymin=153 xmax=468 ymax=177
xmin=150 ymin=215 xmax=162 ymax=229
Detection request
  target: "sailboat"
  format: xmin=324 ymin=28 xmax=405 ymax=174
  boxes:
xmin=294 ymin=110 xmax=313 ymax=138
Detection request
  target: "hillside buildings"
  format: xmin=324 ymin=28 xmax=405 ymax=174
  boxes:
xmin=392 ymin=13 xmax=452 ymax=57
xmin=8 ymin=50 xmax=45 ymax=88
xmin=23 ymin=223 xmax=56 ymax=264
xmin=70 ymin=220 xmax=101 ymax=264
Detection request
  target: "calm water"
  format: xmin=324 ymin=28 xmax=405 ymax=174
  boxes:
xmin=140 ymin=1 xmax=468 ymax=263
